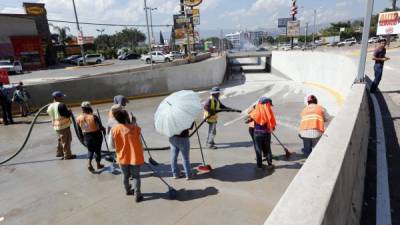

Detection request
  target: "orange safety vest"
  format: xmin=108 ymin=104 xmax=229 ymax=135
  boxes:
xmin=111 ymin=124 xmax=145 ymax=166
xmin=250 ymin=103 xmax=276 ymax=130
xmin=299 ymin=104 xmax=325 ymax=132
xmin=76 ymin=114 xmax=100 ymax=133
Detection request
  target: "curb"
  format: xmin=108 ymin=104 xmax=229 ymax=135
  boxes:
xmin=65 ymin=62 xmax=115 ymax=70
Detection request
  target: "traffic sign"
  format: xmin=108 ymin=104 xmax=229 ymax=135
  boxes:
xmin=278 ymin=18 xmax=291 ymax=28
xmin=287 ymin=20 xmax=300 ymax=37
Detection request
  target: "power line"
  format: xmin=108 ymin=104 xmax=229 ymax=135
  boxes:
xmin=48 ymin=19 xmax=172 ymax=28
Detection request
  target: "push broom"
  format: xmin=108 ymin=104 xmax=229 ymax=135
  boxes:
xmin=271 ymin=132 xmax=292 ymax=158
xmin=194 ymin=122 xmax=212 ymax=172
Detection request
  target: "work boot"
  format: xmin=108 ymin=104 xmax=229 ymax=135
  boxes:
xmin=135 ymin=195 xmax=143 ymax=203
xmin=96 ymin=162 xmax=104 ymax=170
xmin=56 ymin=153 xmax=63 ymax=157
xmin=64 ymin=154 xmax=77 ymax=160
xmin=126 ymin=185 xmax=134 ymax=195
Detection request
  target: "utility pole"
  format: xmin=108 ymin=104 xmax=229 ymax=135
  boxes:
xmin=180 ymin=0 xmax=188 ymax=56
xmin=144 ymin=0 xmax=153 ymax=69
xmin=72 ymin=0 xmax=85 ymax=65
xmin=356 ymin=0 xmax=374 ymax=83
xmin=312 ymin=9 xmax=316 ymax=45
xmin=290 ymin=0 xmax=298 ymax=50
xmin=148 ymin=7 xmax=157 ymax=44
xmin=304 ymin=22 xmax=308 ymax=48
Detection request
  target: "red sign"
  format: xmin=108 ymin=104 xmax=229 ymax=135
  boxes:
xmin=0 ymin=69 xmax=9 ymax=84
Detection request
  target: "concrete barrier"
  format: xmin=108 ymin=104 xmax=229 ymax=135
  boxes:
xmin=271 ymin=51 xmax=357 ymax=98
xmin=264 ymin=83 xmax=369 ymax=225
xmin=26 ymin=56 xmax=225 ymax=107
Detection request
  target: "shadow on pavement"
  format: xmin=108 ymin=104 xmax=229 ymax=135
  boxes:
xmin=142 ymin=186 xmax=219 ymax=202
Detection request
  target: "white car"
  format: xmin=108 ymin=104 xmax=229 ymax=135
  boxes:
xmin=141 ymin=51 xmax=174 ymax=64
xmin=77 ymin=54 xmax=105 ymax=65
xmin=337 ymin=38 xmax=357 ymax=47
xmin=0 ymin=60 xmax=23 ymax=74
xmin=368 ymin=37 xmax=380 ymax=43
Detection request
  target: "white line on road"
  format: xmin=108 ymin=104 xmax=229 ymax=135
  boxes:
xmin=371 ymin=94 xmax=392 ymax=225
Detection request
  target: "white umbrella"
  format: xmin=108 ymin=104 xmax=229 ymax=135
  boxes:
xmin=154 ymin=90 xmax=203 ymax=137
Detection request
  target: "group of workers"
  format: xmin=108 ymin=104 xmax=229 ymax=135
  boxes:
xmin=45 ymin=87 xmax=327 ymax=203
xmin=0 ymin=81 xmax=32 ymax=125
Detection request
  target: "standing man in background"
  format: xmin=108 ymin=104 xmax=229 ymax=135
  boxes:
xmin=47 ymin=91 xmax=76 ymax=160
xmin=370 ymin=39 xmax=390 ymax=93
xmin=0 ymin=82 xmax=14 ymax=125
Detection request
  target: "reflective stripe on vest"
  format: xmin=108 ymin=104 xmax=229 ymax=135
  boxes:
xmin=299 ymin=104 xmax=325 ymax=132
xmin=77 ymin=114 xmax=99 ymax=133
xmin=204 ymin=97 xmax=220 ymax=123
xmin=47 ymin=102 xmax=71 ymax=131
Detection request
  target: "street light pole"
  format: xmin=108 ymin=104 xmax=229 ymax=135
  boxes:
xmin=144 ymin=0 xmax=153 ymax=69
xmin=356 ymin=0 xmax=374 ymax=83
xmin=304 ymin=22 xmax=308 ymax=48
xmin=72 ymin=0 xmax=85 ymax=65
xmin=149 ymin=7 xmax=157 ymax=44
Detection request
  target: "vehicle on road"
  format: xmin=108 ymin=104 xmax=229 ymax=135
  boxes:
xmin=141 ymin=51 xmax=174 ymax=64
xmin=337 ymin=38 xmax=357 ymax=47
xmin=0 ymin=60 xmax=23 ymax=74
xmin=256 ymin=47 xmax=268 ymax=51
xmin=169 ymin=51 xmax=184 ymax=59
xmin=118 ymin=53 xmax=141 ymax=60
xmin=280 ymin=45 xmax=291 ymax=51
xmin=368 ymin=37 xmax=380 ymax=43
xmin=62 ymin=55 xmax=81 ymax=64
xmin=76 ymin=54 xmax=105 ymax=65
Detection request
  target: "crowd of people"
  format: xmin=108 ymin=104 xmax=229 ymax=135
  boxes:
xmin=43 ymin=87 xmax=327 ymax=203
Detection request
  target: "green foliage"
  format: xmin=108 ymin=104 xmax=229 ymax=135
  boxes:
xmin=50 ymin=24 xmax=73 ymax=45
xmin=94 ymin=28 xmax=146 ymax=50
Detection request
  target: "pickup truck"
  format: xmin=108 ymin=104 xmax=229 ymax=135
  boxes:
xmin=141 ymin=51 xmax=174 ymax=64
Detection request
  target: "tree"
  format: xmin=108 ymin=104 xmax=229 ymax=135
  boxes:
xmin=50 ymin=24 xmax=73 ymax=45
xmin=264 ymin=36 xmax=275 ymax=44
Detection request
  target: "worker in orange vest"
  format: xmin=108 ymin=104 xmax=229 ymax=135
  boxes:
xmin=299 ymin=95 xmax=327 ymax=156
xmin=76 ymin=101 xmax=106 ymax=172
xmin=108 ymin=108 xmax=145 ymax=202
xmin=247 ymin=97 xmax=276 ymax=170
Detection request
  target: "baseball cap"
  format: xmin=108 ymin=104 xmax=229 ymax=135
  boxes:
xmin=259 ymin=97 xmax=273 ymax=106
xmin=52 ymin=91 xmax=66 ymax=98
xmin=210 ymin=87 xmax=221 ymax=94
xmin=81 ymin=101 xmax=91 ymax=108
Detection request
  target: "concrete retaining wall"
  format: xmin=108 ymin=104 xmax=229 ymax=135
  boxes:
xmin=265 ymin=84 xmax=369 ymax=225
xmin=271 ymin=51 xmax=358 ymax=98
xmin=26 ymin=56 xmax=226 ymax=107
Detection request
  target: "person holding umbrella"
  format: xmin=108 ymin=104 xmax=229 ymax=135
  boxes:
xmin=203 ymin=87 xmax=234 ymax=149
xmin=76 ymin=101 xmax=106 ymax=172
xmin=247 ymin=97 xmax=276 ymax=170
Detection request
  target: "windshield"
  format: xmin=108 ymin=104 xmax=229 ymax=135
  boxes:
xmin=0 ymin=61 xmax=12 ymax=66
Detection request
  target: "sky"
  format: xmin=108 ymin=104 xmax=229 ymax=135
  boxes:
xmin=0 ymin=0 xmax=391 ymax=38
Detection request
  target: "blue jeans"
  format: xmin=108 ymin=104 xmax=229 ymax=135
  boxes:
xmin=254 ymin=133 xmax=272 ymax=167
xmin=206 ymin=122 xmax=217 ymax=146
xmin=120 ymin=165 xmax=141 ymax=195
xmin=300 ymin=137 xmax=319 ymax=157
xmin=371 ymin=63 xmax=383 ymax=91
xmin=169 ymin=136 xmax=191 ymax=177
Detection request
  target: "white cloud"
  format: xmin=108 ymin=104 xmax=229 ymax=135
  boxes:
xmin=0 ymin=6 xmax=25 ymax=14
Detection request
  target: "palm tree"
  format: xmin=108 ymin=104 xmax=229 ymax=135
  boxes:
xmin=50 ymin=24 xmax=72 ymax=45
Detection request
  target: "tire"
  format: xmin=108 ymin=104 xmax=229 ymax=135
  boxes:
xmin=146 ymin=59 xmax=151 ymax=64
xmin=165 ymin=58 xmax=171 ymax=63
xmin=96 ymin=59 xmax=101 ymax=64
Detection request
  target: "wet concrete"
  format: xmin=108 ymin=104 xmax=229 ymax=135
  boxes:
xmin=0 ymin=69 xmax=338 ymax=225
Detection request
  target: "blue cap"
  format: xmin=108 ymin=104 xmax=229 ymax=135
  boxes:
xmin=211 ymin=87 xmax=221 ymax=94
xmin=259 ymin=97 xmax=273 ymax=105
xmin=52 ymin=91 xmax=66 ymax=98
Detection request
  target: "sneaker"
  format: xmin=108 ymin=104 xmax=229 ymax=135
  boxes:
xmin=126 ymin=190 xmax=134 ymax=196
xmin=88 ymin=165 xmax=95 ymax=173
xmin=266 ymin=164 xmax=275 ymax=170
xmin=135 ymin=195 xmax=143 ymax=203
xmin=64 ymin=154 xmax=77 ymax=160
xmin=173 ymin=172 xmax=185 ymax=179
xmin=186 ymin=173 xmax=196 ymax=180
xmin=96 ymin=163 xmax=105 ymax=170
xmin=208 ymin=145 xmax=218 ymax=149
xmin=56 ymin=153 xmax=63 ymax=157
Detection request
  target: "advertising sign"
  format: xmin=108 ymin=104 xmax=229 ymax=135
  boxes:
xmin=287 ymin=20 xmax=300 ymax=37
xmin=174 ymin=28 xmax=186 ymax=45
xmin=0 ymin=69 xmax=9 ymax=85
xmin=193 ymin=17 xmax=200 ymax=25
xmin=377 ymin=11 xmax=400 ymax=35
xmin=278 ymin=18 xmax=291 ymax=28
xmin=174 ymin=14 xmax=190 ymax=28
xmin=183 ymin=0 xmax=202 ymax=7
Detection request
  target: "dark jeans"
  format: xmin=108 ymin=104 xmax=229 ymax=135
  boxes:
xmin=120 ymin=165 xmax=141 ymax=195
xmin=254 ymin=133 xmax=272 ymax=167
xmin=371 ymin=63 xmax=383 ymax=92
xmin=1 ymin=101 xmax=13 ymax=124
xmin=249 ymin=127 xmax=269 ymax=158
xmin=300 ymin=136 xmax=319 ymax=157
xmin=84 ymin=131 xmax=103 ymax=163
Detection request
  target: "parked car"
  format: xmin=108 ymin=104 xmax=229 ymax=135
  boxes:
xmin=62 ymin=55 xmax=81 ymax=64
xmin=141 ymin=51 xmax=174 ymax=64
xmin=118 ymin=53 xmax=141 ymax=60
xmin=76 ymin=54 xmax=105 ymax=65
xmin=337 ymin=38 xmax=357 ymax=47
xmin=256 ymin=47 xmax=268 ymax=51
xmin=169 ymin=51 xmax=184 ymax=59
xmin=0 ymin=60 xmax=23 ymax=74
xmin=368 ymin=37 xmax=380 ymax=43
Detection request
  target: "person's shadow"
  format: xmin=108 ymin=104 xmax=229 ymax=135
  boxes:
xmin=142 ymin=186 xmax=219 ymax=202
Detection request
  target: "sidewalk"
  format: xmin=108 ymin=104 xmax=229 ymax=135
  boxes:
xmin=360 ymin=47 xmax=400 ymax=225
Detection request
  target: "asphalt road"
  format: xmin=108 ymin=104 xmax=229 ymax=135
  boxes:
xmin=0 ymin=65 xmax=341 ymax=225
xmin=9 ymin=59 xmax=147 ymax=85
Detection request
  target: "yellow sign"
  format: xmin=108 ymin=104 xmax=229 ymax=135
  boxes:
xmin=192 ymin=8 xmax=200 ymax=17
xmin=26 ymin=6 xmax=45 ymax=15
xmin=184 ymin=0 xmax=202 ymax=7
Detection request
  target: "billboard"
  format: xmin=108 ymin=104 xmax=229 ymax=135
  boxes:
xmin=287 ymin=20 xmax=300 ymax=37
xmin=278 ymin=18 xmax=291 ymax=28
xmin=377 ymin=11 xmax=400 ymax=35
xmin=184 ymin=0 xmax=202 ymax=7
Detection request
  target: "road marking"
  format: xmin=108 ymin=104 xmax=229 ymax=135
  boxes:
xmin=303 ymin=82 xmax=345 ymax=106
xmin=371 ymin=94 xmax=392 ymax=225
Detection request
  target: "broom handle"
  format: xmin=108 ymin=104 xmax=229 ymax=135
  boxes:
xmin=194 ymin=122 xmax=207 ymax=165
xmin=96 ymin=109 xmax=110 ymax=152
xmin=271 ymin=132 xmax=286 ymax=149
